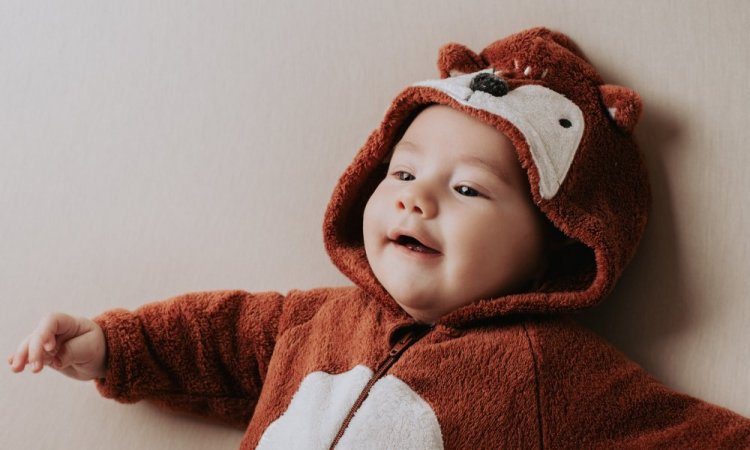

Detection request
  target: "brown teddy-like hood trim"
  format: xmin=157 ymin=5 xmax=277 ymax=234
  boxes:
xmin=323 ymin=27 xmax=650 ymax=328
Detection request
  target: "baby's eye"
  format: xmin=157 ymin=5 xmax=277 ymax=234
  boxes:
xmin=393 ymin=171 xmax=415 ymax=181
xmin=455 ymin=185 xmax=482 ymax=197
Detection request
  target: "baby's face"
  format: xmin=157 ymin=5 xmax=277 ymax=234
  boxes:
xmin=362 ymin=105 xmax=548 ymax=324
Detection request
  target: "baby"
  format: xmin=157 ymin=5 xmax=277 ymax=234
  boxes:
xmin=8 ymin=27 xmax=750 ymax=449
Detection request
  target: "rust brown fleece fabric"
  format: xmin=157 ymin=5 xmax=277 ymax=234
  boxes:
xmin=93 ymin=27 xmax=750 ymax=449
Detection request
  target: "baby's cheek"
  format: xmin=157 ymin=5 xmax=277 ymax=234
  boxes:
xmin=362 ymin=193 xmax=378 ymax=230
xmin=362 ymin=198 xmax=385 ymax=257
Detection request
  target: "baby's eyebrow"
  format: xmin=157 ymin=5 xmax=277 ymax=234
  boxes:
xmin=387 ymin=140 xmax=421 ymax=164
xmin=392 ymin=140 xmax=514 ymax=184
xmin=457 ymin=154 xmax=514 ymax=184
xmin=392 ymin=140 xmax=419 ymax=153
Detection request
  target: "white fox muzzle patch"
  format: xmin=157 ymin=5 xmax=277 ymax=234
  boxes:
xmin=414 ymin=70 xmax=585 ymax=200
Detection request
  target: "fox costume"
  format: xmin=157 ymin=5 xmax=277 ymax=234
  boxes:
xmin=92 ymin=28 xmax=750 ymax=449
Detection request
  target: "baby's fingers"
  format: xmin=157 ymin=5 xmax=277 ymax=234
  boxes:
xmin=34 ymin=313 xmax=68 ymax=351
xmin=27 ymin=330 xmax=49 ymax=373
xmin=28 ymin=314 xmax=70 ymax=373
xmin=9 ymin=336 xmax=31 ymax=372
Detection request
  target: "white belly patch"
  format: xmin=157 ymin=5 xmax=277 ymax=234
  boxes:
xmin=257 ymin=364 xmax=444 ymax=449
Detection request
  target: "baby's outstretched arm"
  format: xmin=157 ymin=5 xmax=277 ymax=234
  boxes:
xmin=8 ymin=313 xmax=106 ymax=380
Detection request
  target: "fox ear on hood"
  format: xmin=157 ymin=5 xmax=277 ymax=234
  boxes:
xmin=437 ymin=43 xmax=487 ymax=78
xmin=599 ymin=84 xmax=642 ymax=134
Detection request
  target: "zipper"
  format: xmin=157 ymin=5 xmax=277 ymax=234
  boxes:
xmin=328 ymin=325 xmax=433 ymax=450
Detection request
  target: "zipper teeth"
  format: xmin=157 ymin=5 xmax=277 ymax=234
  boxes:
xmin=330 ymin=356 xmax=396 ymax=445
xmin=328 ymin=327 xmax=431 ymax=450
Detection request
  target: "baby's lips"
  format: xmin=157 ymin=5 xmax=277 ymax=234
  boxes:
xmin=387 ymin=227 xmax=442 ymax=253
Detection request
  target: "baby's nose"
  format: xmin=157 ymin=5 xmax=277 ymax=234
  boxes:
xmin=396 ymin=189 xmax=437 ymax=218
xmin=470 ymin=72 xmax=508 ymax=97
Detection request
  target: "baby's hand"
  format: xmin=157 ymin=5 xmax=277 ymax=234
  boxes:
xmin=8 ymin=313 xmax=107 ymax=380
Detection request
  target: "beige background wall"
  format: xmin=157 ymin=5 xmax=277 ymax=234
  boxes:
xmin=1 ymin=1 xmax=748 ymax=448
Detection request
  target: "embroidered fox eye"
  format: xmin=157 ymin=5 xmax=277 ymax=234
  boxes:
xmin=455 ymin=185 xmax=481 ymax=197
xmin=559 ymin=118 xmax=572 ymax=128
xmin=394 ymin=171 xmax=415 ymax=181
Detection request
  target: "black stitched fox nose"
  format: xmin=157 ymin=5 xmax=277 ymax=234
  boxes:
xmin=470 ymin=72 xmax=508 ymax=97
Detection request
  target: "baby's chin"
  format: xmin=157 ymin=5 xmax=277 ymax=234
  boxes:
xmin=390 ymin=291 xmax=470 ymax=324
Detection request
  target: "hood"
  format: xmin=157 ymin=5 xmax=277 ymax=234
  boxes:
xmin=323 ymin=27 xmax=650 ymax=327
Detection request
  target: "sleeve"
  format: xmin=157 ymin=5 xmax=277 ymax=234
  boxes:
xmin=525 ymin=318 xmax=750 ymax=449
xmin=92 ymin=289 xmax=286 ymax=428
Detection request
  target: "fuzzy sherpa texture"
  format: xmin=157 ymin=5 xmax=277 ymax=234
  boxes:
xmin=93 ymin=27 xmax=750 ymax=448
xmin=94 ymin=288 xmax=750 ymax=448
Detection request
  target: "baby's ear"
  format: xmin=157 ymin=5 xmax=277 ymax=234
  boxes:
xmin=437 ymin=43 xmax=487 ymax=78
xmin=599 ymin=84 xmax=642 ymax=134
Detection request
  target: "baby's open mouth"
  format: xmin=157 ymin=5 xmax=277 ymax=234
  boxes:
xmin=394 ymin=235 xmax=440 ymax=254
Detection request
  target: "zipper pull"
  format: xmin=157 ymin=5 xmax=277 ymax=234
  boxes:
xmin=377 ymin=325 xmax=433 ymax=371
xmin=390 ymin=331 xmax=416 ymax=355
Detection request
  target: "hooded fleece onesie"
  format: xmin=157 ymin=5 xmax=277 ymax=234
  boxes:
xmin=92 ymin=27 xmax=750 ymax=449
